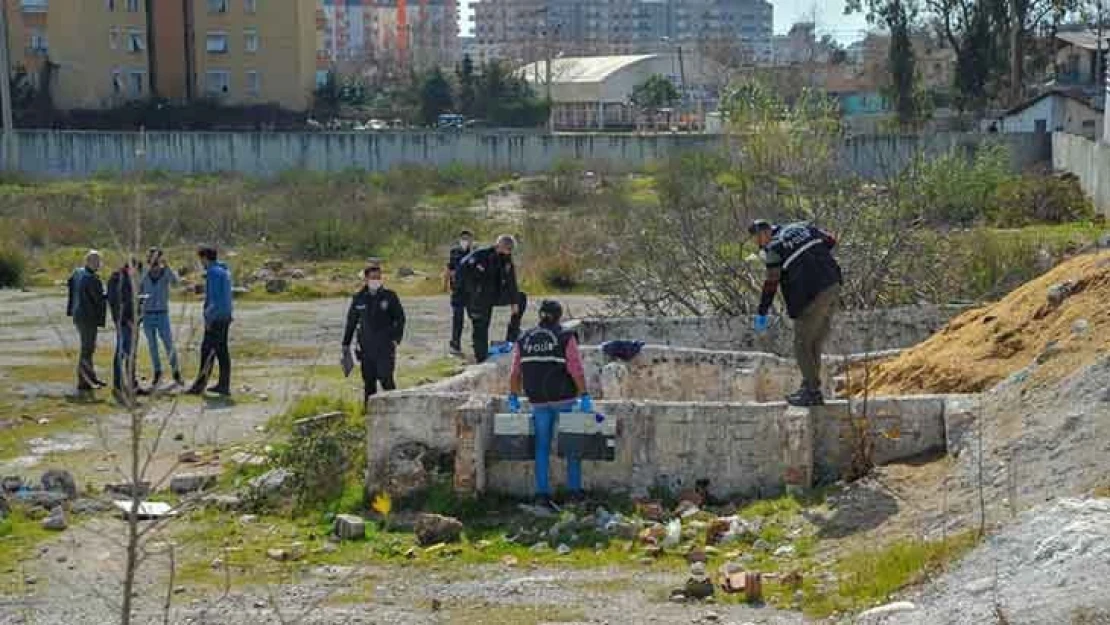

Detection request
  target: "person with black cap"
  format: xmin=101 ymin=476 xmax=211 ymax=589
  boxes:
xmin=508 ymin=299 xmax=592 ymax=508
xmin=749 ymin=219 xmax=842 ymax=406
xmin=456 ymin=234 xmax=528 ymax=363
xmin=446 ymin=229 xmax=474 ymax=355
xmin=343 ymin=258 xmax=406 ymax=405
xmin=139 ymin=247 xmax=183 ymax=387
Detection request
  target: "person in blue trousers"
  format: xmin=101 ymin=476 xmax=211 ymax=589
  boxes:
xmin=106 ymin=258 xmax=148 ymax=404
xmin=508 ymin=300 xmax=593 ymax=509
xmin=139 ymin=247 xmax=183 ymax=387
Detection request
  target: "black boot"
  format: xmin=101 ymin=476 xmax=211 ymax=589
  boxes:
xmin=173 ymin=372 xmax=184 ymax=386
xmin=151 ymin=372 xmax=163 ymax=388
xmin=786 ymin=387 xmax=824 ymax=407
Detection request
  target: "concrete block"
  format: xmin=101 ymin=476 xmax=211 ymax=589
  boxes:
xmin=170 ymin=472 xmax=218 ymax=495
xmin=334 ymin=514 xmax=366 ymax=541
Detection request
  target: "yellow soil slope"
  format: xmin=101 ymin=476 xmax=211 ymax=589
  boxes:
xmin=860 ymin=251 xmax=1110 ymax=395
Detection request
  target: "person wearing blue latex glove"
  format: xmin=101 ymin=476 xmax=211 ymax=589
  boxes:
xmin=753 ymin=315 xmax=769 ymax=334
xmin=510 ymin=300 xmax=589 ymax=510
xmin=578 ymin=393 xmax=594 ymax=414
xmin=749 ymin=219 xmax=842 ymax=407
xmin=507 ymin=392 xmax=521 ymax=413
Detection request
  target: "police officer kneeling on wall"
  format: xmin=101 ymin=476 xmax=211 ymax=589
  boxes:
xmin=343 ymin=258 xmax=406 ymax=405
xmin=749 ymin=220 xmax=842 ymax=407
xmin=508 ymin=300 xmax=593 ymax=509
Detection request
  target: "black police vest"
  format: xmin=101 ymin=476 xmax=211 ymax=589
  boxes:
xmin=767 ymin=222 xmax=842 ymax=318
xmin=520 ymin=324 xmax=578 ymax=404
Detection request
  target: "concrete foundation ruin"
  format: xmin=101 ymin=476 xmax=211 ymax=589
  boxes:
xmin=366 ymin=305 xmax=975 ymax=501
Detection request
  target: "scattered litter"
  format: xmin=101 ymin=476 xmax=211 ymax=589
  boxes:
xmin=113 ymin=500 xmax=174 ymax=520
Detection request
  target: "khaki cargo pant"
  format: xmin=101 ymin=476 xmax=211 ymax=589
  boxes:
xmin=793 ymin=284 xmax=840 ymax=392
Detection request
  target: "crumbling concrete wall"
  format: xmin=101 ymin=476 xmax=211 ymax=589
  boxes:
xmin=367 ymin=390 xmax=963 ymax=500
xmin=577 ymin=305 xmax=965 ymax=356
xmin=414 ymin=345 xmax=831 ymax=403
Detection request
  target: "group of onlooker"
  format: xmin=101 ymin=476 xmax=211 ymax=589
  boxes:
xmin=66 ymin=245 xmax=234 ymax=402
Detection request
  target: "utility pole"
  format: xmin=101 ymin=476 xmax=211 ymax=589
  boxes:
xmin=0 ymin=0 xmax=15 ymax=172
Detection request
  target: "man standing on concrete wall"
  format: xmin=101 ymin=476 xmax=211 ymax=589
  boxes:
xmin=508 ymin=300 xmax=593 ymax=509
xmin=749 ymin=220 xmax=842 ymax=407
xmin=66 ymin=250 xmax=107 ymax=395
xmin=446 ymin=229 xmax=474 ymax=356
xmin=343 ymin=258 xmax=406 ymax=405
xmin=456 ymin=234 xmax=527 ymax=363
xmin=185 ymin=245 xmax=233 ymax=397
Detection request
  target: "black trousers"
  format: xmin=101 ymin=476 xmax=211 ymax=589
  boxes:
xmin=360 ymin=343 xmax=397 ymax=402
xmin=75 ymin=321 xmax=100 ymax=390
xmin=195 ymin=319 xmax=231 ymax=391
xmin=468 ymin=291 xmax=527 ymax=363
xmin=450 ymin=303 xmax=466 ymax=348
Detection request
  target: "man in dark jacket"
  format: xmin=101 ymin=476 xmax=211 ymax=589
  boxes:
xmin=446 ymin=229 xmax=474 ymax=355
xmin=749 ymin=220 xmax=842 ymax=407
xmin=456 ymin=234 xmax=528 ymax=363
xmin=186 ymin=245 xmax=234 ymax=396
xmin=106 ymin=258 xmax=147 ymax=400
xmin=66 ymin=250 xmax=107 ymax=393
xmin=343 ymin=258 xmax=406 ymax=404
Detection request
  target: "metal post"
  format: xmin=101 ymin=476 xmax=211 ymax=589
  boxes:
xmin=0 ymin=0 xmax=15 ymax=172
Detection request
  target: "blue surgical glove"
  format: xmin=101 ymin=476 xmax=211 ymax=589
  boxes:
xmin=753 ymin=315 xmax=770 ymax=334
xmin=507 ymin=393 xmax=521 ymax=413
xmin=578 ymin=393 xmax=594 ymax=414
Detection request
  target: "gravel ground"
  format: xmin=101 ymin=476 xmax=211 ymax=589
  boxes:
xmin=860 ymin=498 xmax=1110 ymax=625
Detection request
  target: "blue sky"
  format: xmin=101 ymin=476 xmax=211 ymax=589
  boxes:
xmin=458 ymin=0 xmax=872 ymax=43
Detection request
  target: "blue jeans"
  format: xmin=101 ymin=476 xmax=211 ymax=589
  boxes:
xmin=113 ymin=322 xmax=134 ymax=391
xmin=142 ymin=312 xmax=179 ymax=377
xmin=533 ymin=402 xmax=582 ymax=497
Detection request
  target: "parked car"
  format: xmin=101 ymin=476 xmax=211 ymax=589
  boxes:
xmin=437 ymin=114 xmax=464 ymax=130
xmin=368 ymin=119 xmax=389 ymax=131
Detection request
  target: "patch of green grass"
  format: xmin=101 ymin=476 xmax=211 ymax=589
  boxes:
xmin=802 ymin=532 xmax=981 ymax=618
xmin=264 ymin=394 xmax=364 ymax=435
xmin=0 ymin=397 xmax=100 ymax=461
xmin=396 ymin=358 xmax=465 ymax=389
xmin=0 ymin=506 xmax=55 ymax=574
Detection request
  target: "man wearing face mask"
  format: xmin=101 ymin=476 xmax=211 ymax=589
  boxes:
xmin=447 ymin=229 xmax=474 ymax=356
xmin=343 ymin=258 xmax=406 ymax=405
xmin=457 ymin=234 xmax=527 ymax=363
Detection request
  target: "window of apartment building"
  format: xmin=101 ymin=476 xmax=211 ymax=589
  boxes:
xmin=111 ymin=69 xmax=123 ymax=95
xmin=126 ymin=28 xmax=145 ymax=53
xmin=107 ymin=0 xmax=115 ymax=10
xmin=29 ymin=29 xmax=48 ymax=54
xmin=109 ymin=26 xmax=120 ymax=50
xmin=128 ymin=70 xmax=146 ymax=97
xmin=245 ymin=70 xmax=260 ymax=96
xmin=206 ymin=70 xmax=231 ymax=97
xmin=206 ymin=32 xmax=229 ymax=53
xmin=208 ymin=0 xmax=228 ymax=14
xmin=126 ymin=0 xmax=140 ymax=11
xmin=244 ymin=0 xmax=257 ymax=14
xmin=244 ymin=28 xmax=259 ymax=53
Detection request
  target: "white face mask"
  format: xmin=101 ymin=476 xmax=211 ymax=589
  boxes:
xmin=367 ymin=280 xmax=382 ymax=291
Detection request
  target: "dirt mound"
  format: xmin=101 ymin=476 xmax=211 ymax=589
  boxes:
xmin=858 ymin=251 xmax=1110 ymax=395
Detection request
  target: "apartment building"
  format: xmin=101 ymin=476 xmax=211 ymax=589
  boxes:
xmin=316 ymin=0 xmax=458 ymax=81
xmin=2 ymin=0 xmax=316 ymax=111
xmin=190 ymin=0 xmax=316 ymax=109
xmin=471 ymin=0 xmax=771 ymax=65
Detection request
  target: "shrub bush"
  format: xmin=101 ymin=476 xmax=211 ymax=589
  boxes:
xmin=989 ymin=173 xmax=1094 ymax=227
xmin=0 ymin=245 xmax=27 ymax=288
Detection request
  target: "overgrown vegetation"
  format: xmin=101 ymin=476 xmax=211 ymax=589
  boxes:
xmin=592 ymin=83 xmax=1100 ymax=315
xmin=0 ymin=244 xmax=26 ymax=288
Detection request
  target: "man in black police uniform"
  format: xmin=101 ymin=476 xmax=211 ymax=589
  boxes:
xmin=343 ymin=259 xmax=406 ymax=405
xmin=446 ymin=229 xmax=474 ymax=356
xmin=749 ymin=219 xmax=842 ymax=407
xmin=456 ymin=234 xmax=528 ymax=363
